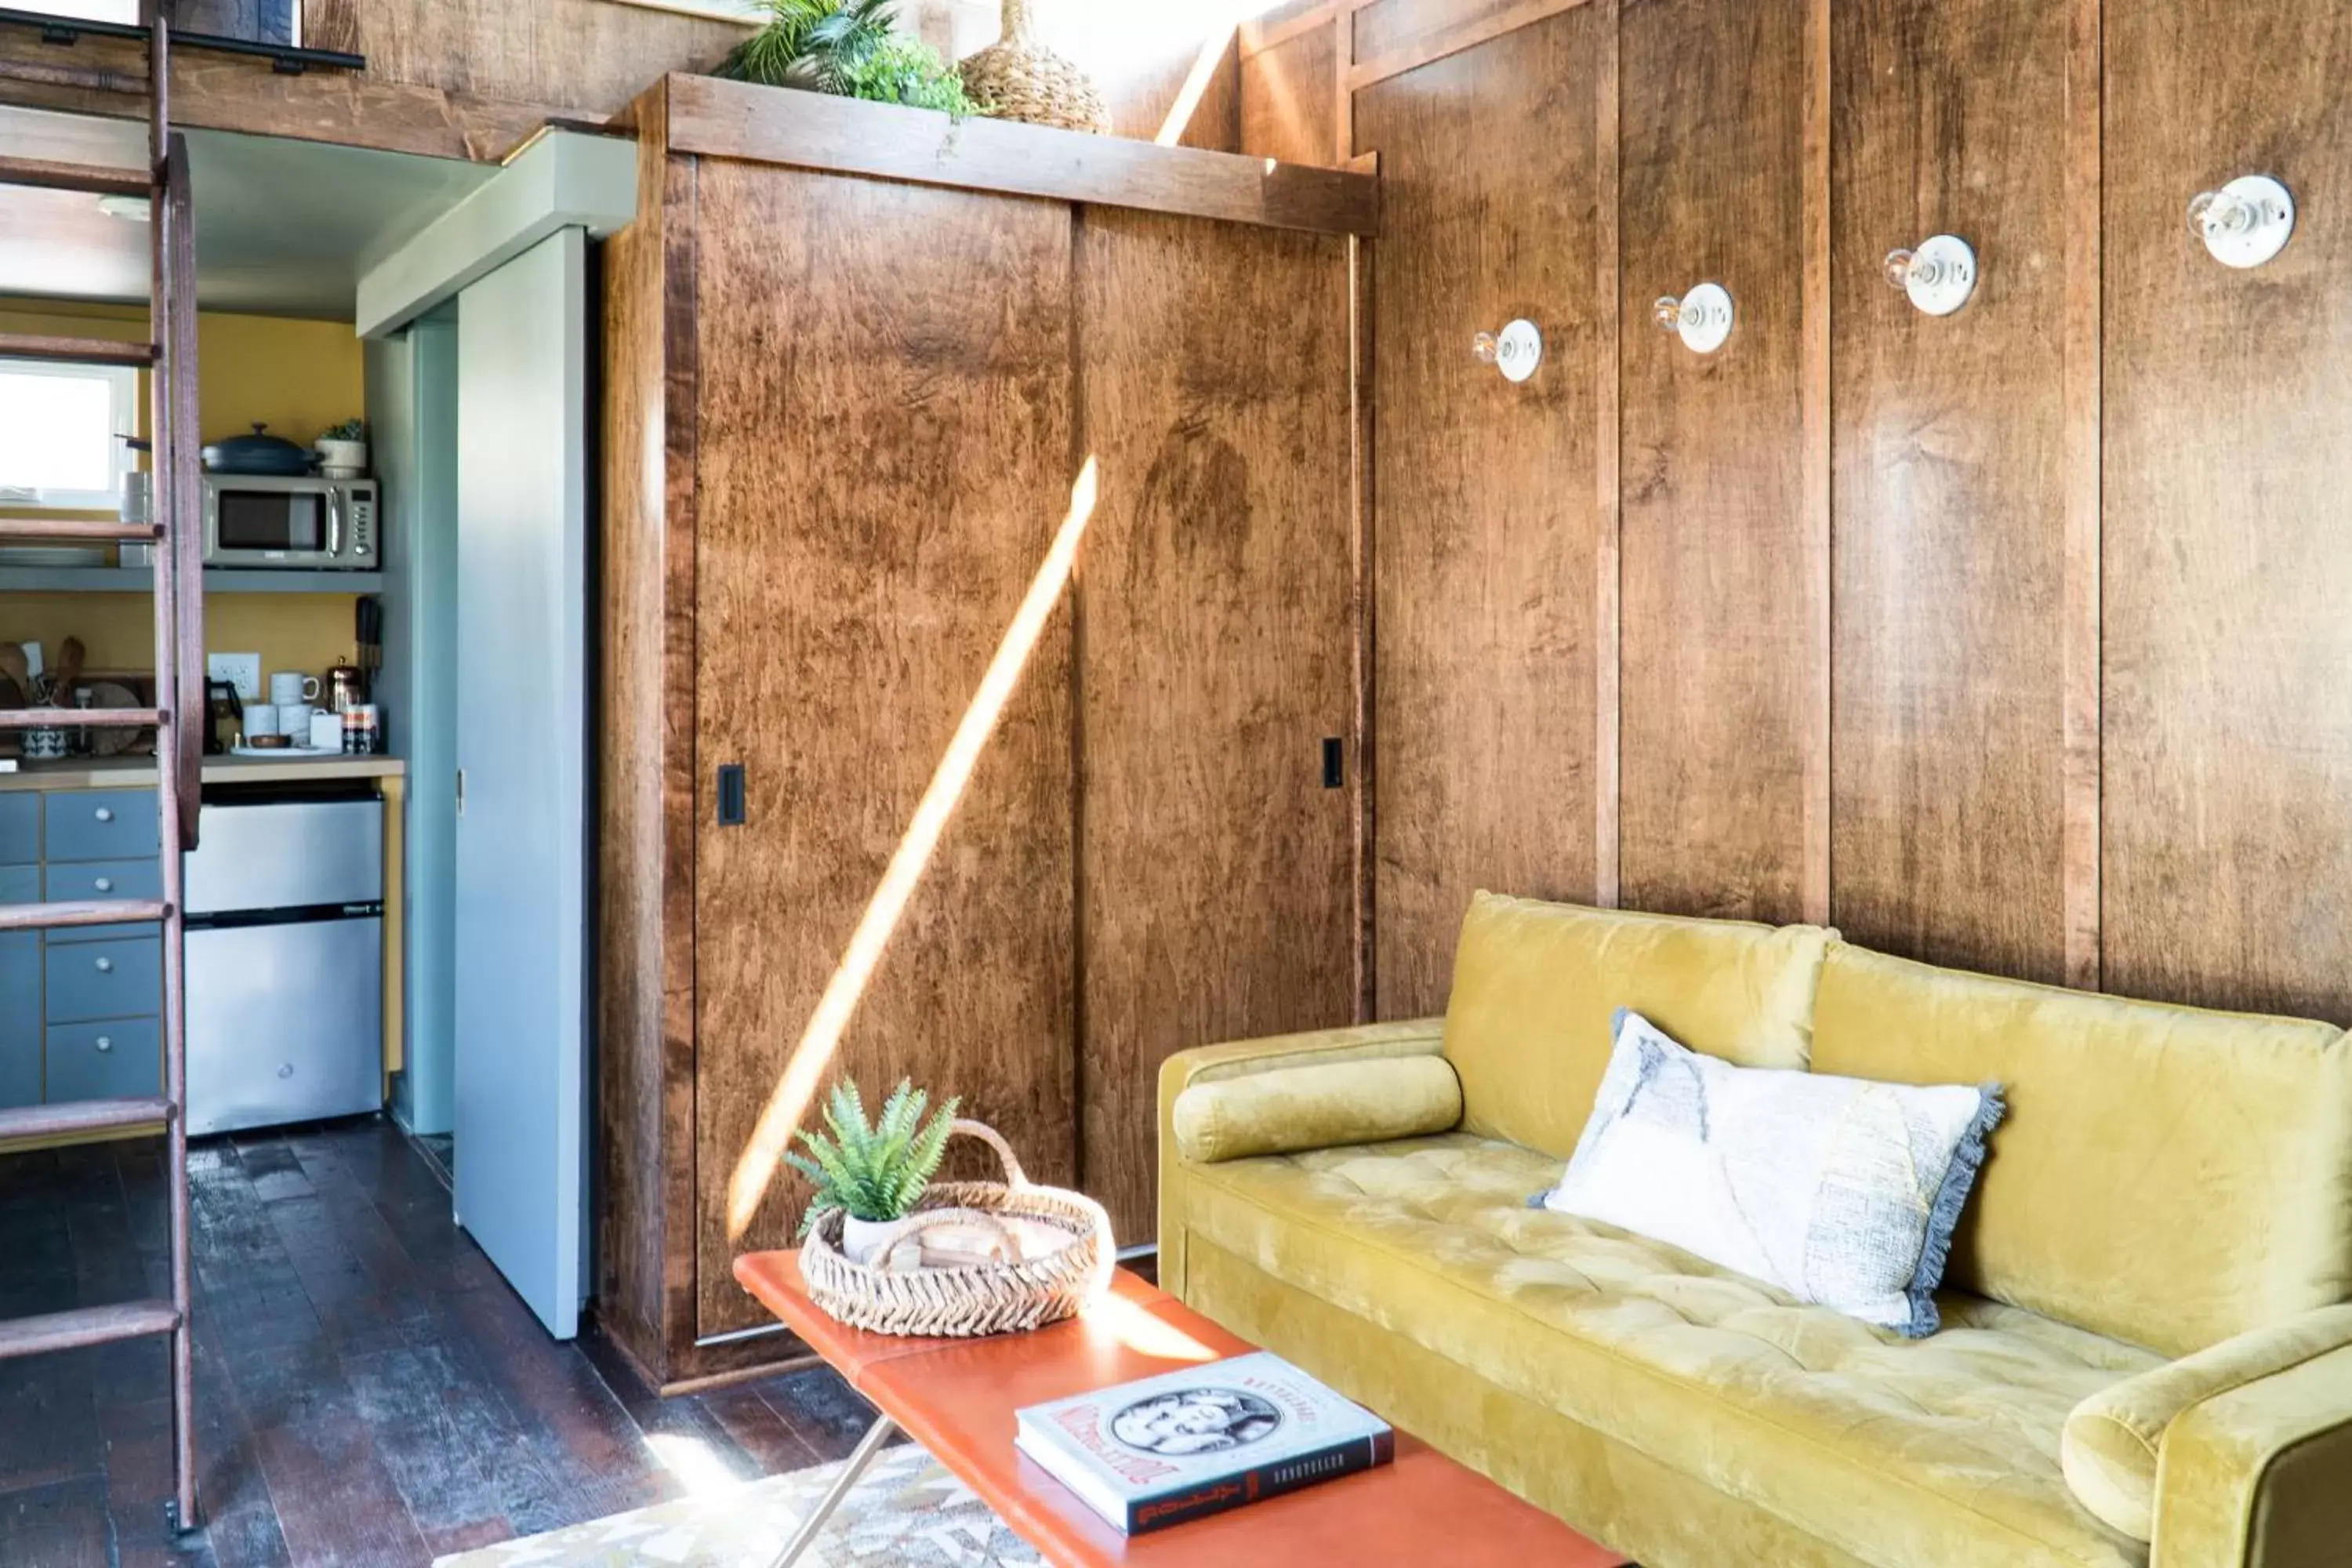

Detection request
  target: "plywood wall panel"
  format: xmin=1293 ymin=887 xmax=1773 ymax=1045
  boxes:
xmin=1076 ymin=212 xmax=1359 ymax=1244
xmin=1359 ymin=13 xmax=1602 ymax=1016
xmin=1615 ymin=0 xmax=1810 ymax=922
xmin=1243 ymin=23 xmax=1341 ymax=167
xmin=690 ymin=165 xmax=1079 ymax=1337
xmin=304 ymin=0 xmax=746 ymax=118
xmin=594 ymin=98 xmax=698 ymax=1377
xmin=2103 ymin=0 xmax=2352 ymax=1025
xmin=1828 ymin=0 xmax=2071 ymax=982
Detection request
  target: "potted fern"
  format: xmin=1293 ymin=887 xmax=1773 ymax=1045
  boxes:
xmin=786 ymin=1078 xmax=962 ymax=1264
xmin=714 ymin=0 xmax=982 ymax=116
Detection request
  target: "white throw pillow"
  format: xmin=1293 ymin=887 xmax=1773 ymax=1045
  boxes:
xmin=1539 ymin=1010 xmax=2003 ymax=1336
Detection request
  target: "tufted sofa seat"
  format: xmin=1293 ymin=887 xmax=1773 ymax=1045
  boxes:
xmin=1157 ymin=895 xmax=2352 ymax=1568
xmin=1173 ymin=1131 xmax=2154 ymax=1567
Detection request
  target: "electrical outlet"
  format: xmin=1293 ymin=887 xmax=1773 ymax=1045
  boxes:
xmin=206 ymin=652 xmax=262 ymax=701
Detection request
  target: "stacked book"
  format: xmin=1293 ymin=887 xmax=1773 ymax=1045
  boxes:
xmin=1015 ymin=1351 xmax=1394 ymax=1534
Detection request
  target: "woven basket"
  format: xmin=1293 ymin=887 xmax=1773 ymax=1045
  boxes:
xmin=959 ymin=0 xmax=1110 ymax=136
xmin=799 ymin=1120 xmax=1115 ymax=1337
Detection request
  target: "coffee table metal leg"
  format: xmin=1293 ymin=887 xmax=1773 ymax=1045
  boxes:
xmin=768 ymin=1414 xmax=900 ymax=1568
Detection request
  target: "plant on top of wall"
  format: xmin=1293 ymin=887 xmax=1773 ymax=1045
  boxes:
xmin=714 ymin=0 xmax=985 ymax=117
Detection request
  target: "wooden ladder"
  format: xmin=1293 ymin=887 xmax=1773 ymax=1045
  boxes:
xmin=0 ymin=7 xmax=204 ymax=1537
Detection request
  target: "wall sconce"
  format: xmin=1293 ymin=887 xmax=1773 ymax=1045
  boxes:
xmin=1653 ymin=283 xmax=1734 ymax=354
xmin=1472 ymin=318 xmax=1544 ymax=384
xmin=2189 ymin=176 xmax=2295 ymax=268
xmin=1883 ymin=235 xmax=1978 ymax=317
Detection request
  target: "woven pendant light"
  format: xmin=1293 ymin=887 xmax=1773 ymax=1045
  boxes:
xmin=959 ymin=0 xmax=1111 ymax=136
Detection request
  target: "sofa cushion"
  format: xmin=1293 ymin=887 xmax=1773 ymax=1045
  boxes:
xmin=1542 ymin=1010 xmax=2002 ymax=1335
xmin=1442 ymin=893 xmax=1836 ymax=1160
xmin=1812 ymin=944 xmax=2352 ymax=1358
xmin=1169 ymin=1134 xmax=2154 ymax=1568
xmin=1171 ymin=1055 xmax=1463 ymax=1163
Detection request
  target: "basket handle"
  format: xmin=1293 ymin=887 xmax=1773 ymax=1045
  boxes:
xmin=950 ymin=1118 xmax=1029 ymax=1189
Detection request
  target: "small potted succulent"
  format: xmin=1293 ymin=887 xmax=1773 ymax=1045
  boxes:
xmin=314 ymin=419 xmax=368 ymax=478
xmin=787 ymin=1077 xmax=961 ymax=1264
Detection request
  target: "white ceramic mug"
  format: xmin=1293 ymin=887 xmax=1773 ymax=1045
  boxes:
xmin=241 ymin=702 xmax=278 ymax=744
xmin=278 ymin=702 xmax=317 ymax=743
xmin=270 ymin=672 xmax=321 ymax=707
xmin=310 ymin=711 xmax=343 ymax=752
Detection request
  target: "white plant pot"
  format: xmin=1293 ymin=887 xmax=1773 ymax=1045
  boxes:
xmin=840 ymin=1214 xmax=904 ymax=1266
xmin=314 ymin=438 xmax=368 ymax=477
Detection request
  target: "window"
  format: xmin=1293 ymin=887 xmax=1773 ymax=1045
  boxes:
xmin=0 ymin=360 xmax=140 ymax=512
xmin=26 ymin=1 xmax=140 ymax=22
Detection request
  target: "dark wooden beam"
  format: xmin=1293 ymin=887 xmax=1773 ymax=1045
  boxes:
xmin=0 ymin=28 xmax=560 ymax=162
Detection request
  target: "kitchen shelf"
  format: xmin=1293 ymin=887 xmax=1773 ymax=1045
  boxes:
xmin=0 ymin=566 xmax=381 ymax=596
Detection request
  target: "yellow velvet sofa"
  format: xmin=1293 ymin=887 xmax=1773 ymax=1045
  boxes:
xmin=1157 ymin=894 xmax=2352 ymax=1568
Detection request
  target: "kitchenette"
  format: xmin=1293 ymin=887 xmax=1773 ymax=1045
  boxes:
xmin=2 ymin=300 xmax=408 ymax=1144
xmin=2 ymin=112 xmax=629 ymax=1340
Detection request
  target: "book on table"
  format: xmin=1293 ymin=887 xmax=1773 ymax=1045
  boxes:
xmin=1014 ymin=1350 xmax=1395 ymax=1534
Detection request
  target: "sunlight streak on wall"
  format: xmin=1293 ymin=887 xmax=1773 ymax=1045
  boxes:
xmin=725 ymin=459 xmax=1104 ymax=1243
xmin=1154 ymin=18 xmax=1242 ymax=146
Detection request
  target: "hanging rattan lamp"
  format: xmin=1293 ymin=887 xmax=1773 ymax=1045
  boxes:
xmin=959 ymin=0 xmax=1110 ymax=135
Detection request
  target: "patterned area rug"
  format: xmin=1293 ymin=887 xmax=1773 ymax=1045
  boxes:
xmin=435 ymin=1442 xmax=1045 ymax=1567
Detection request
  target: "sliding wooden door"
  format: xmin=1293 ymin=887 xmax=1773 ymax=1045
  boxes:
xmin=1075 ymin=211 xmax=1360 ymax=1245
xmin=690 ymin=162 xmax=1081 ymax=1338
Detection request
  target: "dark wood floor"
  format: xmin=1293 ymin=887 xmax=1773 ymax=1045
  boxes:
xmin=0 ymin=1119 xmax=875 ymax=1567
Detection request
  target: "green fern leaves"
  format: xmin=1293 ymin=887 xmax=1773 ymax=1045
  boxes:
xmin=716 ymin=0 xmax=982 ymax=116
xmin=785 ymin=1078 xmax=963 ymax=1235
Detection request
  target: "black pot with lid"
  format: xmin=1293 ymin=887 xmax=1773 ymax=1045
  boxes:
xmin=203 ymin=423 xmax=316 ymax=477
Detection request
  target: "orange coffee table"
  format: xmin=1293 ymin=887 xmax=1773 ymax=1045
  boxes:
xmin=734 ymin=1251 xmax=1633 ymax=1568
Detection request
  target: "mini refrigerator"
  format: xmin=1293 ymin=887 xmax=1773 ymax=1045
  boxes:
xmin=184 ymin=789 xmax=385 ymax=1137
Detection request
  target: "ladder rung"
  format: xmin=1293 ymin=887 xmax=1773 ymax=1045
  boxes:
xmin=0 ymin=900 xmax=169 ymax=931
xmin=0 ymin=154 xmax=151 ymax=199
xmin=0 ymin=1097 xmax=172 ymax=1142
xmin=0 ymin=707 xmax=164 ymax=730
xmin=0 ymin=518 xmax=162 ymax=543
xmin=0 ymin=1301 xmax=180 ymax=1363
xmin=0 ymin=333 xmax=157 ymax=368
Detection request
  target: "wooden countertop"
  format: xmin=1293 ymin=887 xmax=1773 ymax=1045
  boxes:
xmin=0 ymin=754 xmax=406 ymax=791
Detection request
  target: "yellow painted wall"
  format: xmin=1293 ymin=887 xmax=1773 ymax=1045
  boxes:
xmin=0 ymin=297 xmax=366 ymax=684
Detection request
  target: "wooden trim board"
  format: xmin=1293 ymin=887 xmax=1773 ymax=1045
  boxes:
xmin=1798 ymin=0 xmax=1832 ymax=927
xmin=661 ymin=74 xmax=1380 ymax=237
xmin=2062 ymin=0 xmax=2103 ymax=990
xmin=1592 ymin=0 xmax=1621 ymax=910
xmin=1346 ymin=0 xmax=1595 ymax=93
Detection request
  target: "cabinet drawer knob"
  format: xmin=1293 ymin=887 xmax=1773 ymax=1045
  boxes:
xmin=95 ymin=1036 xmax=112 ymax=1053
xmin=94 ymin=808 xmax=114 ymax=823
xmin=93 ymin=877 xmax=112 ymax=892
xmin=95 ymin=956 xmax=113 ymax=973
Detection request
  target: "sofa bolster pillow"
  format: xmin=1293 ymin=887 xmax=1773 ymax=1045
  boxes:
xmin=1172 ymin=1056 xmax=1464 ymax=1164
xmin=2060 ymin=1302 xmax=2352 ymax=1541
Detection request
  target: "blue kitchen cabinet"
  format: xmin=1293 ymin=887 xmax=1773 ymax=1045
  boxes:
xmin=0 ymin=794 xmax=36 ymax=866
xmin=0 ymin=863 xmax=37 ymax=1109
xmin=44 ymin=788 xmax=159 ymax=864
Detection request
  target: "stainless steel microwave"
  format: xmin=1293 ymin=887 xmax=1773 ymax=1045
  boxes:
xmin=202 ymin=475 xmax=378 ymax=569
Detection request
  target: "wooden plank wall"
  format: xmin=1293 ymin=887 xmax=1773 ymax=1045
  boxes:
xmin=1248 ymin=0 xmax=2352 ymax=1028
xmin=1354 ymin=10 xmax=1601 ymax=1015
xmin=1617 ymin=0 xmax=1810 ymax=924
